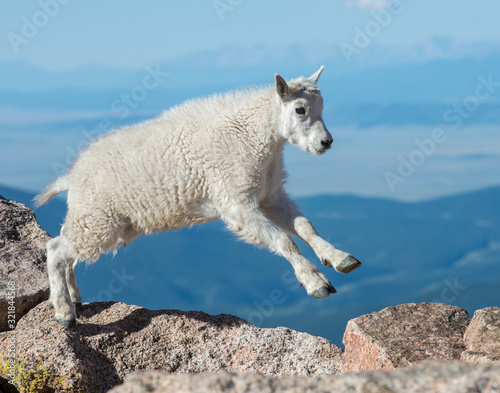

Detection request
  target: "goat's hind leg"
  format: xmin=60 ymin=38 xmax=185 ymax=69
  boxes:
xmin=49 ymin=258 xmax=82 ymax=314
xmin=66 ymin=259 xmax=82 ymax=315
xmin=47 ymin=236 xmax=77 ymax=328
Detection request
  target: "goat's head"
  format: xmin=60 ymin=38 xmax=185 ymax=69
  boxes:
xmin=275 ymin=66 xmax=332 ymax=155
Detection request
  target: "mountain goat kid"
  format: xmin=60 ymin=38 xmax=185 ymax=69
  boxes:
xmin=35 ymin=66 xmax=361 ymax=328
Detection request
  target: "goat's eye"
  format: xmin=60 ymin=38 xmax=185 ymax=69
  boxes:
xmin=295 ymin=107 xmax=306 ymax=115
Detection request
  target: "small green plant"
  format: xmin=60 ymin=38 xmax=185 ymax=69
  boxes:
xmin=1 ymin=357 xmax=72 ymax=392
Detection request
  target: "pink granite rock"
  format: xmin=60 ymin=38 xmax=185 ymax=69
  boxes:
xmin=0 ymin=301 xmax=343 ymax=393
xmin=109 ymin=361 xmax=500 ymax=393
xmin=0 ymin=196 xmax=50 ymax=332
xmin=343 ymin=302 xmax=471 ymax=373
xmin=462 ymin=307 xmax=500 ymax=364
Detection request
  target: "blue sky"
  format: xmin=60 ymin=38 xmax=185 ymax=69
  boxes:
xmin=1 ymin=1 xmax=500 ymax=201
xmin=2 ymin=0 xmax=500 ymax=70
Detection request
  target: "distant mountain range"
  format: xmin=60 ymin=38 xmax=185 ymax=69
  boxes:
xmin=1 ymin=39 xmax=499 ymax=131
xmin=2 ymin=37 xmax=500 ymax=91
xmin=1 ymin=184 xmax=499 ymax=347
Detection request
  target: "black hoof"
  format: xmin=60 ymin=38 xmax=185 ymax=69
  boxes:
xmin=56 ymin=317 xmax=76 ymax=329
xmin=336 ymin=256 xmax=362 ymax=274
xmin=311 ymin=284 xmax=336 ymax=298
xmin=327 ymin=284 xmax=337 ymax=295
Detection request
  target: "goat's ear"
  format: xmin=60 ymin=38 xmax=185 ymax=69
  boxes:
xmin=308 ymin=65 xmax=324 ymax=84
xmin=275 ymin=74 xmax=289 ymax=99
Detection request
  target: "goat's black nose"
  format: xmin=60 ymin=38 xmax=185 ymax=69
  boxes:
xmin=321 ymin=138 xmax=333 ymax=148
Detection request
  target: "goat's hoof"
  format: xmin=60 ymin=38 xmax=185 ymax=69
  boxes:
xmin=310 ymin=284 xmax=337 ymax=298
xmin=335 ymin=255 xmax=362 ymax=274
xmin=55 ymin=317 xmax=76 ymax=329
xmin=48 ymin=301 xmax=54 ymax=309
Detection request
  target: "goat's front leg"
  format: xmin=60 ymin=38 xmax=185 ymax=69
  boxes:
xmin=220 ymin=201 xmax=336 ymax=298
xmin=262 ymin=192 xmax=361 ymax=273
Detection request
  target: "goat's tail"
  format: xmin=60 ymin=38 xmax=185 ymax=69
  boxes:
xmin=33 ymin=174 xmax=71 ymax=207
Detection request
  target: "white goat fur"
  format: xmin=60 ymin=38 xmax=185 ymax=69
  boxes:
xmin=36 ymin=67 xmax=361 ymax=327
